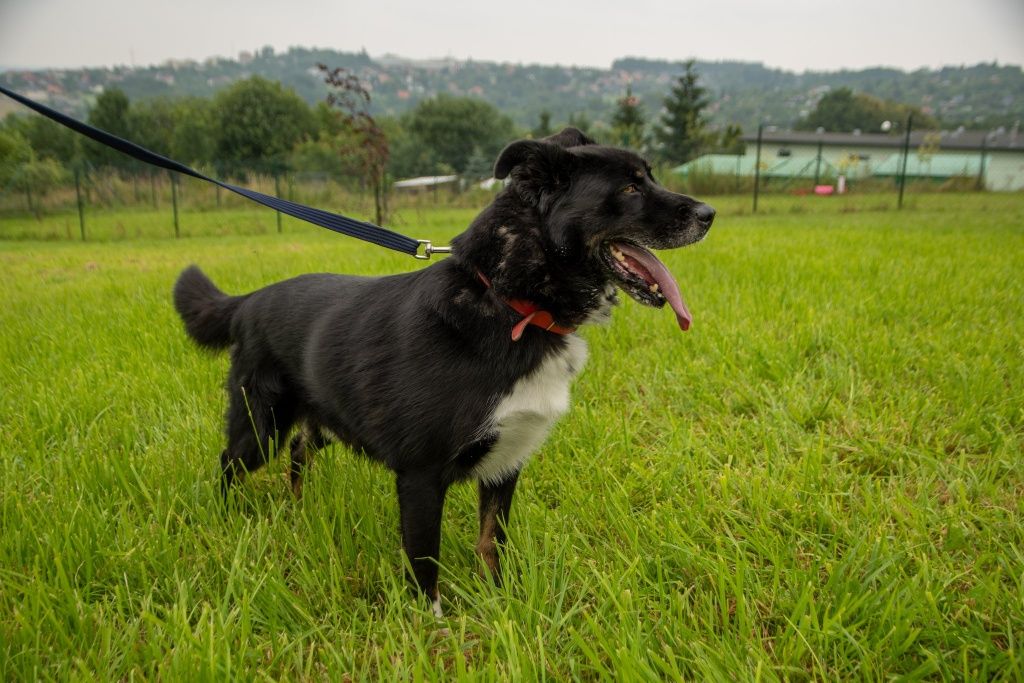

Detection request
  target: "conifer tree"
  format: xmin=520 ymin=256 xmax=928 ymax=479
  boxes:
xmin=611 ymin=86 xmax=646 ymax=151
xmin=567 ymin=113 xmax=593 ymax=138
xmin=532 ymin=111 xmax=553 ymax=139
xmin=656 ymin=61 xmax=711 ymax=164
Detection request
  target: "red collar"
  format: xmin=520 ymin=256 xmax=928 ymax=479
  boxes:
xmin=476 ymin=270 xmax=576 ymax=341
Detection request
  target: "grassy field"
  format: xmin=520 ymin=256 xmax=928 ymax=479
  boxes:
xmin=1 ymin=193 xmax=1022 ymax=680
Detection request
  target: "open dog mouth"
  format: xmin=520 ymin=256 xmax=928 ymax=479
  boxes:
xmin=602 ymin=241 xmax=692 ymax=331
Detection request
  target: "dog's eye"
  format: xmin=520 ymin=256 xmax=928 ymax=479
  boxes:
xmin=622 ymin=184 xmax=640 ymax=194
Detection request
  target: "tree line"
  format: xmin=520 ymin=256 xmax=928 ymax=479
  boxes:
xmin=0 ymin=61 xmax=938 ymax=202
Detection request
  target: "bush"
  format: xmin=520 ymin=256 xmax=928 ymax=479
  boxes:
xmin=659 ymin=167 xmax=753 ymax=196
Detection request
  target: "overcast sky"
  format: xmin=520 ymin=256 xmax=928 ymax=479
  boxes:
xmin=1 ymin=0 xmax=1022 ymax=73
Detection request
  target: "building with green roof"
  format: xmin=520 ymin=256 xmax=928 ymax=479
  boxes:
xmin=673 ymin=129 xmax=1023 ymax=191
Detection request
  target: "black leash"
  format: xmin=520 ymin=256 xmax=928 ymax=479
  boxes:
xmin=0 ymin=84 xmax=450 ymax=258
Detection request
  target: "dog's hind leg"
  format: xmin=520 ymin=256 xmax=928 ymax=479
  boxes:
xmin=396 ymin=471 xmax=448 ymax=616
xmin=476 ymin=471 xmax=519 ymax=585
xmin=288 ymin=421 xmax=329 ymax=497
xmin=220 ymin=360 xmax=297 ymax=497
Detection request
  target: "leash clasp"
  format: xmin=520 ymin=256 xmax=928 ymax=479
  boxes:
xmin=414 ymin=240 xmax=452 ymax=260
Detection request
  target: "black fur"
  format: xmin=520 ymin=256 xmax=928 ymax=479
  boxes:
xmin=173 ymin=265 xmax=244 ymax=349
xmin=173 ymin=128 xmax=714 ymax=605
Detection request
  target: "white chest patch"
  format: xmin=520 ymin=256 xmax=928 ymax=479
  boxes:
xmin=473 ymin=335 xmax=588 ymax=484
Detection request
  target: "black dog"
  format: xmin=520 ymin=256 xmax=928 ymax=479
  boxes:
xmin=173 ymin=128 xmax=713 ymax=615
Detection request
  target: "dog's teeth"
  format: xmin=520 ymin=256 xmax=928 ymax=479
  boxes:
xmin=612 ymin=247 xmax=626 ymax=262
xmin=650 ymin=283 xmax=659 ymax=293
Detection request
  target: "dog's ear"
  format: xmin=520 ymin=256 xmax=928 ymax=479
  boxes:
xmin=494 ymin=140 xmax=575 ymax=206
xmin=494 ymin=140 xmax=559 ymax=180
xmin=542 ymin=127 xmax=596 ymax=148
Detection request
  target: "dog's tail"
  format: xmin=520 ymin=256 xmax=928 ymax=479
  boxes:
xmin=173 ymin=265 xmax=244 ymax=350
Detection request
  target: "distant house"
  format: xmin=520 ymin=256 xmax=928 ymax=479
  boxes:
xmin=675 ymin=129 xmax=1024 ymax=191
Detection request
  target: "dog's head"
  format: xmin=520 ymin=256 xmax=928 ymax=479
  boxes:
xmin=456 ymin=128 xmax=714 ymax=331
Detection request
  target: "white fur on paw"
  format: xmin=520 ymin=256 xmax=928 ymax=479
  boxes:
xmin=431 ymin=596 xmax=443 ymax=618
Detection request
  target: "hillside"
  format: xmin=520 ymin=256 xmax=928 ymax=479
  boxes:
xmin=1 ymin=47 xmax=1021 ymax=133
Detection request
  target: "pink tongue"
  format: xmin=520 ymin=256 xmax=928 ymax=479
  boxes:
xmin=615 ymin=242 xmax=692 ymax=331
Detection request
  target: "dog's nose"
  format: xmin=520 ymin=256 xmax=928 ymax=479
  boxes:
xmin=694 ymin=203 xmax=716 ymax=226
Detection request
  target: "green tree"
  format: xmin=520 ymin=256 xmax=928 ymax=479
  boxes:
xmin=170 ymin=98 xmax=217 ymax=166
xmin=796 ymin=87 xmax=939 ymax=132
xmin=313 ymin=101 xmax=347 ymax=138
xmin=85 ymin=88 xmax=133 ymax=169
xmin=289 ymin=136 xmax=354 ymax=179
xmin=532 ymin=111 xmax=553 ymax=139
xmin=402 ymin=94 xmax=517 ymax=177
xmin=462 ymin=146 xmax=494 ymax=182
xmin=611 ymin=86 xmax=646 ymax=150
xmin=0 ymin=128 xmax=33 ymax=187
xmin=3 ymin=113 xmax=79 ymax=164
xmin=715 ymin=124 xmax=745 ymax=154
xmin=212 ymin=76 xmax=316 ymax=174
xmin=0 ymin=129 xmax=66 ymax=216
xmin=130 ymin=98 xmax=177 ymax=156
xmin=387 ymin=124 xmax=444 ymax=179
xmin=290 ymin=102 xmax=367 ymax=181
xmin=11 ymin=158 xmax=66 ymax=217
xmin=567 ymin=113 xmax=594 ymax=138
xmin=656 ymin=61 xmax=712 ymax=165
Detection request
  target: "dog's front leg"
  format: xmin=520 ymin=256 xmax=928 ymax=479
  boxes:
xmin=396 ymin=471 xmax=448 ymax=616
xmin=476 ymin=471 xmax=519 ymax=585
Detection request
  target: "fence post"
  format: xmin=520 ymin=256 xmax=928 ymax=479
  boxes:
xmin=814 ymin=139 xmax=823 ymax=186
xmin=976 ymin=134 xmax=988 ymax=191
xmin=274 ymin=173 xmax=282 ymax=233
xmin=75 ymin=168 xmax=86 ymax=241
xmin=897 ymin=113 xmax=913 ymax=210
xmin=170 ymin=171 xmax=180 ymax=237
xmin=753 ymin=123 xmax=764 ymax=214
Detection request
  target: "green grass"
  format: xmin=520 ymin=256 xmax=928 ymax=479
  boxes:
xmin=1 ymin=193 xmax=1022 ymax=680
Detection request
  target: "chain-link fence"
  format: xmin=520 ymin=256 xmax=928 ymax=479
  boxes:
xmin=0 ymin=159 xmax=506 ymax=241
xmin=0 ymin=156 xmax=1007 ymax=242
